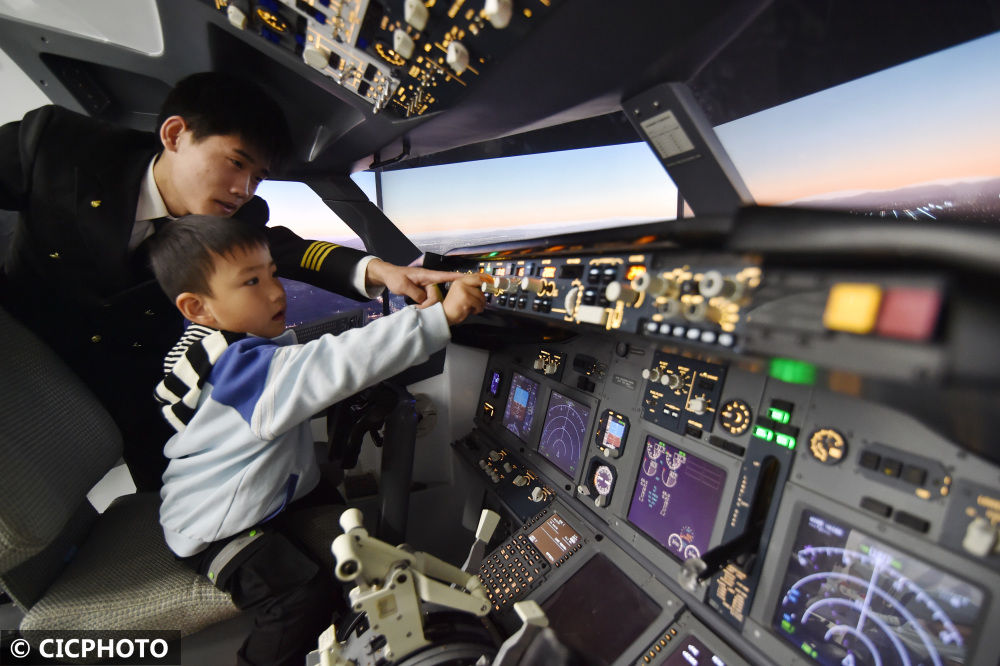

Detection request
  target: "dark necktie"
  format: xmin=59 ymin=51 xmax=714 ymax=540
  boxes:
xmin=132 ymin=217 xmax=170 ymax=279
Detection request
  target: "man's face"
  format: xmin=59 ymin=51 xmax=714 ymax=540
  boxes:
xmin=200 ymin=243 xmax=287 ymax=338
xmin=161 ymin=126 xmax=271 ymax=218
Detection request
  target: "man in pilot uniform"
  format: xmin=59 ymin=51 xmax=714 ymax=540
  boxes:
xmin=0 ymin=72 xmax=455 ymax=491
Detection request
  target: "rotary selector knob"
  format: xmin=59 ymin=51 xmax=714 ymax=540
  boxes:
xmin=699 ymin=270 xmax=742 ymax=299
xmin=520 ymin=277 xmax=545 ymax=294
xmin=632 ymin=273 xmax=679 ymax=298
xmin=962 ymin=517 xmax=999 ymax=557
xmin=641 ymin=367 xmax=662 ymax=382
xmin=605 ymin=281 xmax=639 ymax=306
xmin=663 ymin=372 xmax=682 ymax=389
xmin=496 ymin=277 xmax=519 ymax=294
xmin=688 ymin=396 xmax=707 ymax=415
xmin=533 ymin=358 xmax=545 ymax=370
xmin=529 ymin=487 xmax=545 ymax=502
xmin=543 ymin=361 xmax=559 ymax=375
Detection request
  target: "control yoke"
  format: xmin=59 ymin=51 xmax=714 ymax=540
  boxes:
xmin=313 ymin=507 xmax=491 ymax=664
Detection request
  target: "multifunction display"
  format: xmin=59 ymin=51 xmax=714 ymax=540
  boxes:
xmin=528 ymin=513 xmax=583 ymax=565
xmin=628 ymin=436 xmax=728 ymax=561
xmin=502 ymin=372 xmax=539 ymax=441
xmin=772 ymin=510 xmax=984 ymax=666
xmin=537 ymin=392 xmax=591 ymax=478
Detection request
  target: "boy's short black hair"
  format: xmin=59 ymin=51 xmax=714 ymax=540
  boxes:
xmin=157 ymin=71 xmax=293 ymax=170
xmin=149 ymin=215 xmax=270 ymax=301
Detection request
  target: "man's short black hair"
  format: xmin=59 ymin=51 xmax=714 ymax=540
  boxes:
xmin=157 ymin=71 xmax=293 ymax=170
xmin=149 ymin=215 xmax=270 ymax=301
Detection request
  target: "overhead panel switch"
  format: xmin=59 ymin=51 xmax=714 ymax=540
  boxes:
xmin=393 ymin=29 xmax=415 ymax=60
xmin=447 ymin=41 xmax=470 ymax=75
xmin=484 ymin=0 xmax=513 ymax=29
xmin=404 ymin=0 xmax=430 ymax=31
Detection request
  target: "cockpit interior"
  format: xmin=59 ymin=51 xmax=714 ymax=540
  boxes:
xmin=1 ymin=1 xmax=999 ymax=665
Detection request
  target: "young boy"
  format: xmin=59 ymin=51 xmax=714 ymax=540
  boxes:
xmin=147 ymin=215 xmax=485 ymax=666
xmin=0 ymin=71 xmax=457 ymax=491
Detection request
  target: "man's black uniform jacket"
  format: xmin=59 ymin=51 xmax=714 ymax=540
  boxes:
xmin=0 ymin=105 xmax=369 ymax=490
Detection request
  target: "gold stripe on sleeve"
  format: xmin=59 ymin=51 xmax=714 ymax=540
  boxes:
xmin=312 ymin=243 xmax=338 ymax=271
xmin=300 ymin=241 xmax=325 ymax=270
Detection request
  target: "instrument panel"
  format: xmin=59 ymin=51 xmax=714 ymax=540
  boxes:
xmin=444 ymin=241 xmax=1000 ymax=666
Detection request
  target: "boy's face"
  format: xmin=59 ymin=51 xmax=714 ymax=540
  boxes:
xmin=159 ymin=120 xmax=270 ymax=218
xmin=199 ymin=243 xmax=287 ymax=338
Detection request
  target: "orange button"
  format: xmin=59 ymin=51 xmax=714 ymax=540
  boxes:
xmin=824 ymin=283 xmax=882 ymax=334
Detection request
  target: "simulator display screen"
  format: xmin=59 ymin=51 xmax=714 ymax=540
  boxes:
xmin=627 ymin=436 xmax=727 ymax=561
xmin=599 ymin=410 xmax=628 ymax=451
xmin=772 ymin=510 xmax=984 ymax=666
xmin=528 ymin=513 xmax=582 ymax=564
xmin=537 ymin=391 xmax=591 ymax=477
xmin=489 ymin=369 xmax=502 ymax=396
xmin=541 ymin=554 xmax=661 ymax=666
xmin=502 ymin=372 xmax=539 ymax=441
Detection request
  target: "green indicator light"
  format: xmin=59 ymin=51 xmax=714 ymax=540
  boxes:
xmin=488 ymin=251 xmax=499 ymax=257
xmin=776 ymin=433 xmax=797 ymax=449
xmin=768 ymin=407 xmax=791 ymax=424
xmin=861 ymin=544 xmax=870 ymax=554
xmin=769 ymin=358 xmax=817 ymax=385
xmin=753 ymin=426 xmax=774 ymax=441
xmin=781 ymin=620 xmax=794 ymax=633
xmin=892 ymin=559 xmax=902 ymax=571
xmin=801 ymin=643 xmax=811 ymax=654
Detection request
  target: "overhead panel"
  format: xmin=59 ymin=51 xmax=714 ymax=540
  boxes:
xmin=203 ymin=0 xmax=562 ymax=117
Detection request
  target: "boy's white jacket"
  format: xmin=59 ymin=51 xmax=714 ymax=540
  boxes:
xmin=156 ymin=303 xmax=451 ymax=557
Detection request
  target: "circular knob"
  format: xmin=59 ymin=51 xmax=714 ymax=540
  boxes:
xmin=642 ymin=367 xmax=661 ymax=382
xmin=577 ymin=485 xmax=591 ymax=496
xmin=632 ymin=273 xmax=678 ymax=298
xmin=520 ymin=277 xmax=545 ymax=294
xmin=700 ymin=270 xmax=743 ymax=300
xmin=533 ymin=358 xmax=545 ymax=370
xmin=663 ymin=372 xmax=682 ymax=389
xmin=962 ymin=517 xmax=999 ymax=557
xmin=605 ymin=281 xmax=639 ymax=306
xmin=530 ymin=487 xmax=545 ymax=502
xmin=496 ymin=277 xmax=519 ymax=294
xmin=543 ymin=361 xmax=558 ymax=375
xmin=657 ymin=299 xmax=682 ymax=318
xmin=688 ymin=396 xmax=707 ymax=414
xmin=683 ymin=301 xmax=708 ymax=322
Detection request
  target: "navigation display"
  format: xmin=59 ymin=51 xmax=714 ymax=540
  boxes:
xmin=772 ymin=509 xmax=984 ymax=666
xmin=537 ymin=391 xmax=591 ymax=477
xmin=502 ymin=372 xmax=539 ymax=441
xmin=627 ymin=436 xmax=727 ymax=561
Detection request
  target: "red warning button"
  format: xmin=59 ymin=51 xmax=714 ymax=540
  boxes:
xmin=875 ymin=287 xmax=942 ymax=341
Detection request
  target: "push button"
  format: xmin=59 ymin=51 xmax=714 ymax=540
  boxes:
xmin=880 ymin=458 xmax=902 ymax=478
xmin=860 ymin=496 xmax=892 ymax=517
xmin=901 ymin=465 xmax=927 ymax=486
xmin=894 ymin=511 xmax=930 ymax=533
xmin=858 ymin=450 xmax=881 ymax=470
